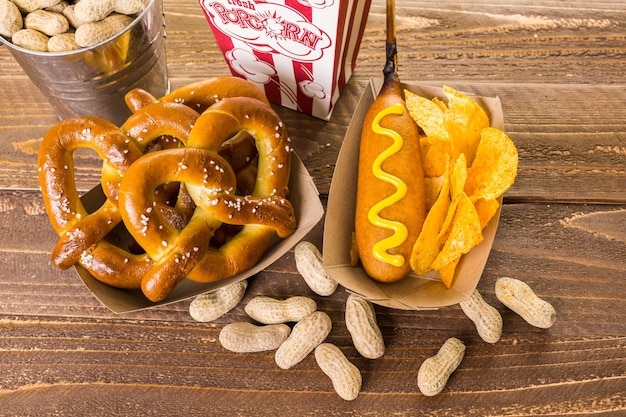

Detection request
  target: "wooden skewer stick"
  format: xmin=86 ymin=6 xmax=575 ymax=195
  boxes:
xmin=384 ymin=0 xmax=398 ymax=77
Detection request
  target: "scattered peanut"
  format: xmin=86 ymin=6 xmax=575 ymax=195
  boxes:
xmin=74 ymin=13 xmax=133 ymax=47
xmin=219 ymin=322 xmax=291 ymax=353
xmin=74 ymin=0 xmax=149 ymax=23
xmin=294 ymin=241 xmax=337 ymax=296
xmin=47 ymin=32 xmax=80 ymax=52
xmin=189 ymin=280 xmax=248 ymax=323
xmin=459 ymin=289 xmax=503 ymax=344
xmin=11 ymin=28 xmax=48 ymax=51
xmin=11 ymin=0 xmax=61 ymax=14
xmin=315 ymin=343 xmax=362 ymax=401
xmin=495 ymin=277 xmax=556 ymax=329
xmin=0 ymin=0 xmax=23 ymax=38
xmin=24 ymin=9 xmax=68 ymax=36
xmin=275 ymin=311 xmax=332 ymax=369
xmin=417 ymin=337 xmax=465 ymax=397
xmin=245 ymin=295 xmax=317 ymax=324
xmin=345 ymin=294 xmax=385 ymax=359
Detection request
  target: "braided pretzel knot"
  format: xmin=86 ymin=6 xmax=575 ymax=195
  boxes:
xmin=38 ymin=102 xmax=200 ymax=289
xmin=118 ymin=96 xmax=296 ymax=302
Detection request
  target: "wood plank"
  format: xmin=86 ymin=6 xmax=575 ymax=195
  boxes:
xmin=1 ymin=344 xmax=623 ymax=415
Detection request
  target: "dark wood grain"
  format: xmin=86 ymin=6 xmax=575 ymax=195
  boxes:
xmin=0 ymin=0 xmax=624 ymax=415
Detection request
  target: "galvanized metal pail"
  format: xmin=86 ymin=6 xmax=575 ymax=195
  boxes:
xmin=0 ymin=0 xmax=168 ymax=126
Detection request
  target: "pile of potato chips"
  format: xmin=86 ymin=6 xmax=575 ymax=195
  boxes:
xmin=405 ymin=86 xmax=518 ymax=288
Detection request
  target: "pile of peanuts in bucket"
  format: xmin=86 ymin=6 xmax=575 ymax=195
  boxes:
xmin=189 ymin=241 xmax=557 ymax=400
xmin=0 ymin=0 xmax=148 ymax=52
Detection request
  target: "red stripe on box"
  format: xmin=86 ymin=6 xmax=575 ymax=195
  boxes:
xmin=253 ymin=50 xmax=282 ymax=105
xmin=334 ymin=0 xmax=351 ymax=95
xmin=286 ymin=0 xmax=314 ymax=115
xmin=293 ymin=61 xmax=313 ymax=115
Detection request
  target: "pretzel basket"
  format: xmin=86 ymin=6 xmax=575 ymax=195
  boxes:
xmin=38 ymin=77 xmax=324 ymax=313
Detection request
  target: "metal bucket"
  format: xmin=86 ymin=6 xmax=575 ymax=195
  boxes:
xmin=0 ymin=0 xmax=168 ymax=126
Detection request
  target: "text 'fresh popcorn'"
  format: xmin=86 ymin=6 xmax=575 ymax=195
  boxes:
xmin=198 ymin=0 xmax=372 ymax=120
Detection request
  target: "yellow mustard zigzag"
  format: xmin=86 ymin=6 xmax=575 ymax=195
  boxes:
xmin=368 ymin=102 xmax=409 ymax=267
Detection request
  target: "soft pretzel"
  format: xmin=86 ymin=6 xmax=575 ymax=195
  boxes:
xmin=186 ymin=96 xmax=291 ymax=195
xmin=118 ymin=97 xmax=295 ymax=302
xmin=37 ymin=116 xmax=150 ymax=288
xmin=188 ymin=97 xmax=294 ymax=281
xmin=38 ymin=102 xmax=202 ymax=289
xmin=125 ymin=76 xmax=270 ymax=115
xmin=120 ymin=101 xmax=203 ymax=229
xmin=159 ymin=76 xmax=270 ymax=113
xmin=121 ymin=101 xmax=200 ymax=150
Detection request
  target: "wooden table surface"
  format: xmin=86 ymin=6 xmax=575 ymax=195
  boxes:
xmin=1 ymin=0 xmax=625 ymax=415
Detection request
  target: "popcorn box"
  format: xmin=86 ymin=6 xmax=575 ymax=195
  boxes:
xmin=323 ymin=79 xmax=505 ymax=310
xmin=76 ymin=153 xmax=324 ymax=313
xmin=197 ymin=0 xmax=372 ymax=120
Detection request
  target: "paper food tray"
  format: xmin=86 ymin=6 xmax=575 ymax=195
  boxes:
xmin=323 ymin=79 xmax=505 ymax=310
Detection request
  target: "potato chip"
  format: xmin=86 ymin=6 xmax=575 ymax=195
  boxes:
xmin=450 ymin=154 xmax=468 ymax=202
xmin=422 ymin=140 xmax=452 ymax=177
xmin=424 ymin=175 xmax=444 ymax=211
xmin=431 ymin=192 xmax=483 ymax=271
xmin=436 ymin=255 xmax=461 ymax=289
xmin=436 ymin=154 xmax=467 ymax=243
xmin=465 ymin=127 xmax=518 ymax=202
xmin=431 ymin=97 xmax=448 ymax=112
xmin=443 ymin=85 xmax=489 ymax=165
xmin=404 ymin=86 xmax=517 ymax=289
xmin=410 ymin=161 xmax=451 ymax=275
xmin=437 ymin=197 xmax=458 ymax=244
xmin=474 ymin=198 xmax=500 ymax=229
xmin=405 ymin=90 xmax=449 ymax=141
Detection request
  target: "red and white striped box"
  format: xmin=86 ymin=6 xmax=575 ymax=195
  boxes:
xmin=198 ymin=0 xmax=372 ymax=120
